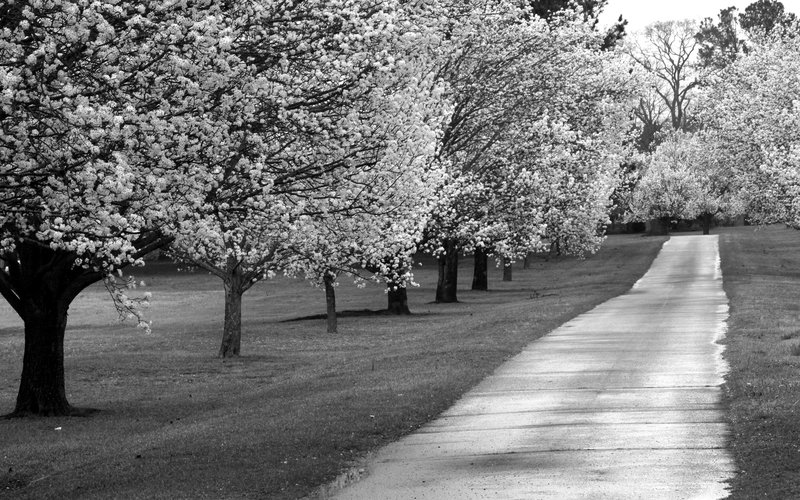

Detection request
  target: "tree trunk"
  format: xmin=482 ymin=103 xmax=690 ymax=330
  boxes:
xmin=324 ymin=272 xmax=337 ymax=333
xmin=435 ymin=238 xmax=459 ymax=303
xmin=502 ymin=257 xmax=513 ymax=282
xmin=549 ymin=240 xmax=562 ymax=258
xmin=219 ymin=279 xmax=243 ymax=358
xmin=471 ymin=247 xmax=488 ymax=291
xmin=7 ymin=244 xmax=106 ymax=417
xmin=387 ymin=284 xmax=411 ymax=315
xmin=3 ymin=237 xmax=167 ymax=417
xmin=523 ymin=252 xmax=533 ymax=270
xmin=701 ymin=212 xmax=712 ymax=235
xmin=647 ymin=217 xmax=670 ymax=236
xmin=13 ymin=299 xmax=72 ymax=416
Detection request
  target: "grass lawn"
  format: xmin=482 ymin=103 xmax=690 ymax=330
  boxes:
xmin=0 ymin=234 xmax=665 ymax=499
xmin=718 ymin=225 xmax=800 ymax=499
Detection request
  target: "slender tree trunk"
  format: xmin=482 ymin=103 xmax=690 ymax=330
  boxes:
xmin=13 ymin=299 xmax=71 ymax=416
xmin=219 ymin=278 xmax=243 ymax=358
xmin=502 ymin=257 xmax=512 ymax=282
xmin=324 ymin=272 xmax=337 ymax=333
xmin=471 ymin=247 xmax=488 ymax=291
xmin=549 ymin=240 xmax=562 ymax=258
xmin=701 ymin=212 xmax=712 ymax=235
xmin=435 ymin=238 xmax=459 ymax=303
xmin=523 ymin=252 xmax=533 ymax=270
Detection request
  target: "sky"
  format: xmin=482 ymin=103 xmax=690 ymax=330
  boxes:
xmin=598 ymin=0 xmax=800 ymax=32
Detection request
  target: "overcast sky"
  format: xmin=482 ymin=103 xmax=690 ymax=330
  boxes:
xmin=598 ymin=0 xmax=800 ymax=32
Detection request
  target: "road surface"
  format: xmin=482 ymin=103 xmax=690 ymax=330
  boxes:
xmin=332 ymin=235 xmax=734 ymax=499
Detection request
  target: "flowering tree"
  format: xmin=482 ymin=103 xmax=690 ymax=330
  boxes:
xmin=167 ymin=0 xmax=450 ymax=349
xmin=0 ymin=1 xmax=241 ymax=415
xmin=279 ymin=73 xmax=448 ymax=329
xmin=425 ymin=4 xmax=636 ymax=299
xmin=284 ymin=153 xmax=443 ymax=329
xmin=626 ymin=131 xmax=738 ymax=234
xmin=279 ymin=1 xmax=454 ymax=321
xmin=539 ymin=151 xmax=622 ymax=256
xmin=700 ymin=29 xmax=800 ymax=226
xmin=626 ymin=140 xmax=702 ymax=232
xmin=625 ymin=21 xmax=708 ymax=234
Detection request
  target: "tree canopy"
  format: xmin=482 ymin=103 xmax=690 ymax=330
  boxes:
xmin=696 ymin=0 xmax=798 ymax=70
xmin=9 ymin=0 xmax=800 ymax=417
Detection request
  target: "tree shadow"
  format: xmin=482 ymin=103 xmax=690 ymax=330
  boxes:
xmin=282 ymin=309 xmax=408 ymax=322
xmin=3 ymin=406 xmax=100 ymax=419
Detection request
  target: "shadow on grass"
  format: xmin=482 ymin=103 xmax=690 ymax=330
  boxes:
xmin=3 ymin=406 xmax=100 ymax=419
xmin=283 ymin=309 xmax=405 ymax=322
xmin=284 ymin=305 xmax=493 ymax=322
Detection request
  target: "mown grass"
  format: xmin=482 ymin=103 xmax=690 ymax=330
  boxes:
xmin=718 ymin=225 xmax=800 ymax=499
xmin=0 ymin=234 xmax=665 ymax=499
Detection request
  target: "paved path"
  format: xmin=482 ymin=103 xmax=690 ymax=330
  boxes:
xmin=333 ymin=235 xmax=734 ymax=499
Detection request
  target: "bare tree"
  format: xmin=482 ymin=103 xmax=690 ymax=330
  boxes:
xmin=633 ymin=86 xmax=667 ymax=152
xmin=628 ymin=20 xmax=702 ymax=132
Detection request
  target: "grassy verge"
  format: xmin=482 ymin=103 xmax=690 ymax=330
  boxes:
xmin=718 ymin=225 xmax=800 ymax=498
xmin=0 ymin=234 xmax=665 ymax=499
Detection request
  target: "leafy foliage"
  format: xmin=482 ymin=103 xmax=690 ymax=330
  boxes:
xmin=740 ymin=0 xmax=797 ymax=36
xmin=697 ymin=7 xmax=747 ymax=70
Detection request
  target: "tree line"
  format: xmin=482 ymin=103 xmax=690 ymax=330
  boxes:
xmin=2 ymin=0 xmax=797 ymax=417
xmin=623 ymin=0 xmax=800 ymax=235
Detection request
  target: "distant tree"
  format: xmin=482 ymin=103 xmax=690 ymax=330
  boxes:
xmin=626 ymin=133 xmax=706 ymax=234
xmin=740 ymin=0 xmax=797 ymax=36
xmin=529 ymin=0 xmax=627 ymax=49
xmin=627 ymin=21 xmax=703 ymax=133
xmin=633 ymin=84 xmax=667 ymax=152
xmin=696 ymin=7 xmax=746 ymax=70
xmin=696 ymin=1 xmax=797 ymax=71
xmin=700 ymin=32 xmax=800 ymax=227
xmin=626 ymin=21 xmax=708 ymax=234
xmin=425 ymin=2 xmax=636 ymax=301
xmin=529 ymin=0 xmax=605 ymax=19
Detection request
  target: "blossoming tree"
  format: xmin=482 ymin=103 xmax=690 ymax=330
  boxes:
xmin=700 ymin=29 xmax=800 ymax=226
xmin=425 ymin=3 xmax=636 ymax=299
xmin=626 ymin=131 xmax=739 ymax=234
xmin=166 ymin=0 xmax=450 ymax=351
xmin=0 ymin=1 xmax=242 ymax=415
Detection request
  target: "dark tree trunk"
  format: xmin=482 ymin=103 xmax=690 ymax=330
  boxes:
xmin=324 ymin=272 xmax=337 ymax=333
xmin=219 ymin=277 xmax=243 ymax=358
xmin=502 ymin=257 xmax=512 ymax=282
xmin=2 ymin=237 xmax=167 ymax=417
xmin=7 ymin=245 xmax=102 ymax=417
xmin=549 ymin=240 xmax=561 ymax=258
xmin=471 ymin=247 xmax=488 ymax=291
xmin=647 ymin=217 xmax=670 ymax=236
xmin=14 ymin=297 xmax=71 ymax=416
xmin=701 ymin=212 xmax=712 ymax=235
xmin=387 ymin=284 xmax=411 ymax=315
xmin=435 ymin=238 xmax=459 ymax=303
